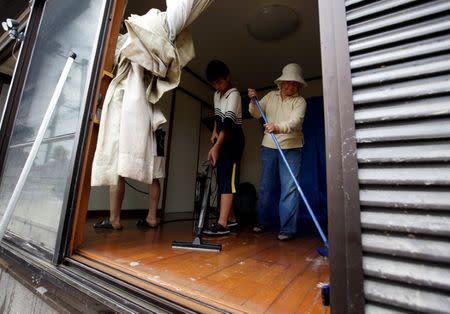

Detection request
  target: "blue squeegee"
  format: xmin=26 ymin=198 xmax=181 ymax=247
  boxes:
xmin=252 ymin=97 xmax=328 ymax=256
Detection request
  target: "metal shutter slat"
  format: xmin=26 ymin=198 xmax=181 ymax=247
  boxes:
xmin=363 ymin=256 xmax=450 ymax=290
xmin=358 ymin=166 xmax=450 ymax=185
xmin=348 ymin=1 xmax=450 ymax=37
xmin=364 ymin=280 xmax=450 ymax=313
xmin=352 ymin=55 xmax=450 ymax=87
xmin=366 ymin=303 xmax=409 ymax=314
xmin=347 ymin=0 xmax=418 ymax=22
xmin=354 ymin=96 xmax=450 ymax=124
xmin=361 ymin=211 xmax=450 ymax=237
xmin=346 ymin=0 xmax=370 ymax=8
xmin=353 ymin=75 xmax=450 ymax=105
xmin=359 ymin=188 xmax=450 ymax=210
xmin=351 ymin=35 xmax=450 ymax=69
xmin=362 ymin=233 xmax=450 ymax=263
xmin=355 ymin=118 xmax=450 ymax=143
xmin=346 ymin=0 xmax=450 ymax=311
xmin=357 ymin=141 xmax=450 ymax=163
xmin=349 ymin=16 xmax=450 ymax=53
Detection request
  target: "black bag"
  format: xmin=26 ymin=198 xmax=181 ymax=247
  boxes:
xmin=234 ymin=182 xmax=257 ymax=225
xmin=155 ymin=129 xmax=166 ymax=157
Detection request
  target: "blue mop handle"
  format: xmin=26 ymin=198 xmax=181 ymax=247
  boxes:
xmin=252 ymin=97 xmax=328 ymax=247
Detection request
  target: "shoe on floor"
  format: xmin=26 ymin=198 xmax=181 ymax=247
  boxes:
xmin=227 ymin=220 xmax=238 ymax=228
xmin=203 ymin=222 xmax=230 ymax=235
xmin=277 ymin=233 xmax=294 ymax=241
xmin=252 ymin=225 xmax=266 ymax=233
xmin=93 ymin=218 xmax=123 ymax=230
xmin=136 ymin=219 xmax=159 ymax=229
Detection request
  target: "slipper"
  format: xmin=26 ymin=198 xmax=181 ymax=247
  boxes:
xmin=93 ymin=219 xmax=123 ymax=230
xmin=277 ymin=233 xmax=294 ymax=241
xmin=136 ymin=219 xmax=159 ymax=229
xmin=252 ymin=225 xmax=266 ymax=233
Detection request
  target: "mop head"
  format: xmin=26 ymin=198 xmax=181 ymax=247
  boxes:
xmin=317 ymin=246 xmax=328 ymax=257
xmin=172 ymin=240 xmax=222 ymax=253
xmin=318 ymin=283 xmax=330 ymax=306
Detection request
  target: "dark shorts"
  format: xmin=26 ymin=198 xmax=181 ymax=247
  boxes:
xmin=217 ymin=140 xmax=243 ymax=194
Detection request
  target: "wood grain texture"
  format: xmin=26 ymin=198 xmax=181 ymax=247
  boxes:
xmin=77 ymin=219 xmax=330 ymax=313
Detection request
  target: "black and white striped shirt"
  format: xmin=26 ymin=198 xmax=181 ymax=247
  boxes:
xmin=214 ymin=88 xmax=242 ymax=125
xmin=214 ymin=88 xmax=244 ymax=147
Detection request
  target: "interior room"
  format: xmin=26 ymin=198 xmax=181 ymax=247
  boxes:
xmin=73 ymin=0 xmax=329 ymax=312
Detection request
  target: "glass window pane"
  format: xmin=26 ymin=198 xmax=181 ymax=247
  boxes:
xmin=1 ymin=82 xmax=10 ymax=123
xmin=0 ymin=138 xmax=74 ymax=248
xmin=0 ymin=0 xmax=107 ymax=255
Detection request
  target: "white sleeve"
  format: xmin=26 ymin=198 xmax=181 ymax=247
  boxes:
xmin=224 ymin=91 xmax=242 ymax=123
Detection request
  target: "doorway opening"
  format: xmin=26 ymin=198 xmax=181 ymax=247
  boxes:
xmin=70 ymin=0 xmax=329 ymax=312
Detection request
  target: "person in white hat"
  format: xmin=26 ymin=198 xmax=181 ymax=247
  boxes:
xmin=247 ymin=63 xmax=307 ymax=241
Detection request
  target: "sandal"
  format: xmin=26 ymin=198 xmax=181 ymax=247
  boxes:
xmin=252 ymin=225 xmax=266 ymax=233
xmin=277 ymin=233 xmax=294 ymax=241
xmin=93 ymin=219 xmax=123 ymax=230
xmin=136 ymin=219 xmax=159 ymax=229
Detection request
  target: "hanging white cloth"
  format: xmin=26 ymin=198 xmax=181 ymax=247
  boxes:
xmin=91 ymin=1 xmax=212 ymax=186
xmin=166 ymin=0 xmax=214 ymax=42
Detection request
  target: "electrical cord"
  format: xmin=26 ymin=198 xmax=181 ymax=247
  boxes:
xmin=125 ymin=179 xmax=149 ymax=195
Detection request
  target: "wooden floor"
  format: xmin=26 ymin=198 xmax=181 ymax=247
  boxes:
xmin=77 ymin=218 xmax=329 ymax=313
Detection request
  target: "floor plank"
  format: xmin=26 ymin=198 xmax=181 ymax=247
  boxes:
xmin=78 ymin=219 xmax=330 ymax=313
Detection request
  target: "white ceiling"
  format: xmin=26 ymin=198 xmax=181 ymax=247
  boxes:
xmin=126 ymin=1 xmax=322 ymax=90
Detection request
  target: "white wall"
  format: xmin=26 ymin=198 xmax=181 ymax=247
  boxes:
xmin=164 ymin=91 xmax=202 ymax=212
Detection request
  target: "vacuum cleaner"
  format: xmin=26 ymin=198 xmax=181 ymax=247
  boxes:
xmin=172 ymin=163 xmax=222 ymax=252
xmin=252 ymin=97 xmax=329 ymax=256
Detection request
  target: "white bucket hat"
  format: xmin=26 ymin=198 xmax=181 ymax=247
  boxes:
xmin=274 ymin=63 xmax=307 ymax=88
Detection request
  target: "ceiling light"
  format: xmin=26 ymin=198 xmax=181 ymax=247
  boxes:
xmin=247 ymin=5 xmax=299 ymax=42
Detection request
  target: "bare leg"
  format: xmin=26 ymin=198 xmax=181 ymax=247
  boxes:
xmin=109 ymin=176 xmax=125 ymax=229
xmin=218 ymin=193 xmax=233 ymax=227
xmin=146 ymin=179 xmax=160 ymax=225
xmin=228 ymin=208 xmax=236 ymax=222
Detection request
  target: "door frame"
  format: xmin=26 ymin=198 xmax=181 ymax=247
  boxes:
xmin=318 ymin=0 xmax=364 ymax=313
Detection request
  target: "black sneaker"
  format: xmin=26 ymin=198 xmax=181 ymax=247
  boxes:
xmin=203 ymin=223 xmax=230 ymax=235
xmin=227 ymin=220 xmax=238 ymax=228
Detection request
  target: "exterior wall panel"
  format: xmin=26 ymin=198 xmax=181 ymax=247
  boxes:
xmin=345 ymin=0 xmax=450 ymax=312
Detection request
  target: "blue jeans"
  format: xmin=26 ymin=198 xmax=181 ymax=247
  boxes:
xmin=258 ymin=147 xmax=302 ymax=236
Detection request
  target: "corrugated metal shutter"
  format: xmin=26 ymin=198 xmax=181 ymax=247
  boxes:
xmin=345 ymin=1 xmax=450 ymax=313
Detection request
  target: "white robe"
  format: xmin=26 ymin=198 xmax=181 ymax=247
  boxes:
xmin=91 ymin=5 xmax=205 ymax=186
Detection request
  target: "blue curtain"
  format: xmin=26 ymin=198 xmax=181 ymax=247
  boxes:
xmin=298 ymin=96 xmax=327 ymax=235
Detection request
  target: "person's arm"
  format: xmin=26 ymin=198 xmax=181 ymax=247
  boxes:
xmin=273 ymin=98 xmax=306 ymax=134
xmin=209 ymin=124 xmax=226 ymax=166
xmin=210 ymin=121 xmax=218 ymax=144
xmin=248 ymin=89 xmax=260 ymax=118
xmin=248 ymin=89 xmax=269 ymax=119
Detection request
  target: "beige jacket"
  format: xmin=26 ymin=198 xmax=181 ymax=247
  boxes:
xmin=249 ymin=90 xmax=307 ymax=149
